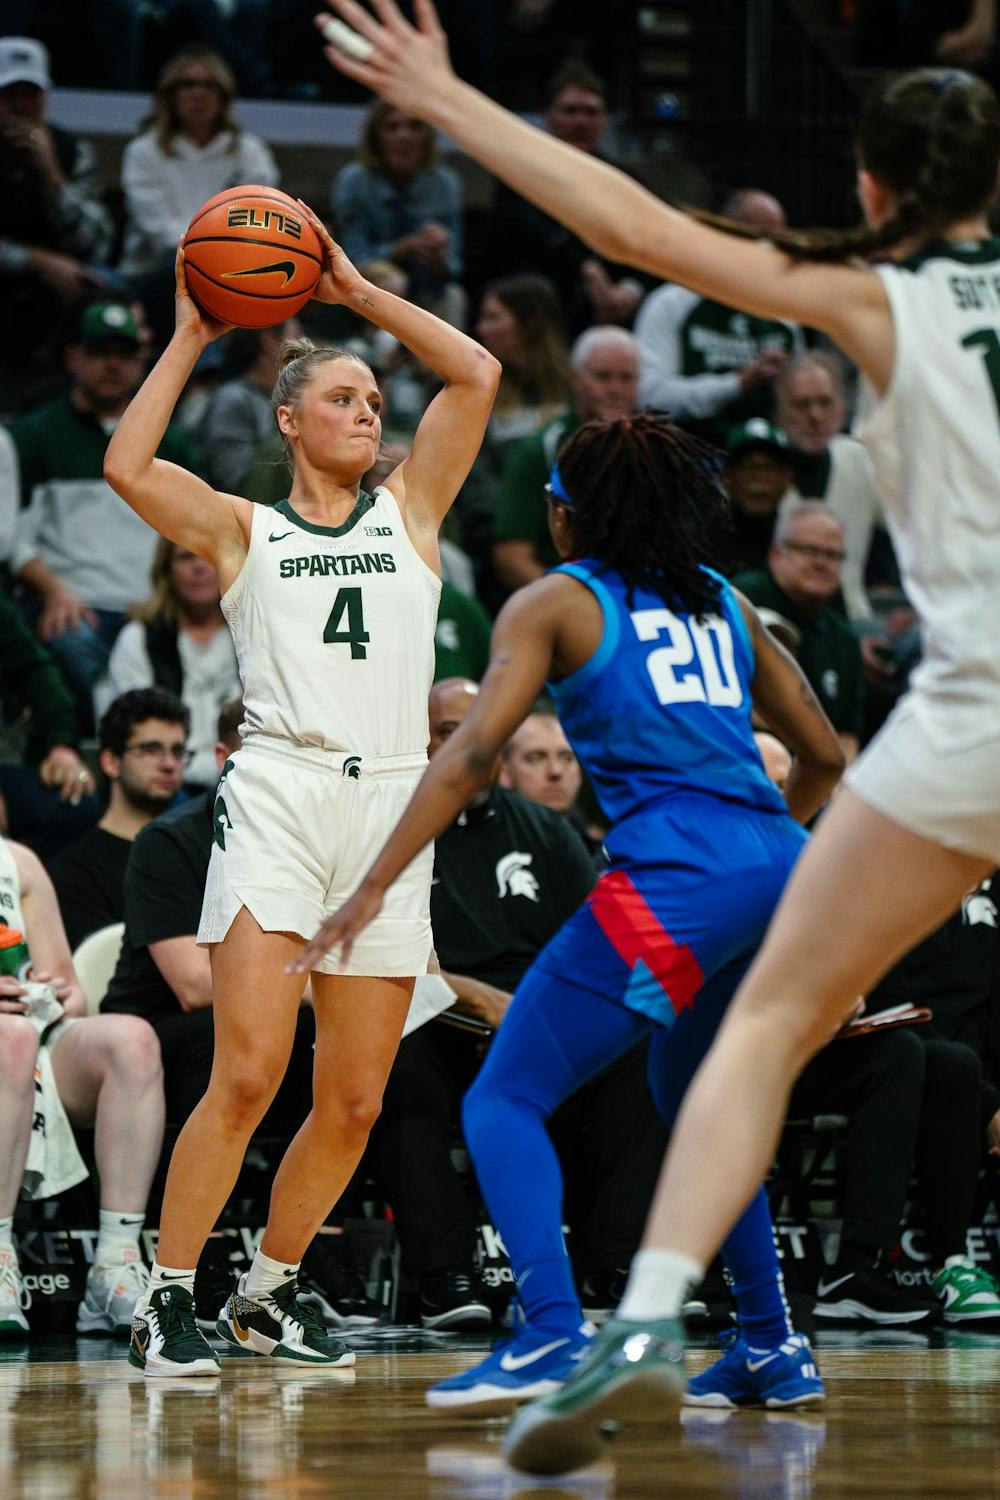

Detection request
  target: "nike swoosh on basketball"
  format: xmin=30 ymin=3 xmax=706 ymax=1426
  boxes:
xmin=269 ymin=531 xmax=294 ymax=542
xmin=746 ymin=1351 xmax=782 ymax=1372
xmin=222 ymin=260 xmax=297 ymax=287
xmin=499 ymin=1338 xmax=569 ymax=1372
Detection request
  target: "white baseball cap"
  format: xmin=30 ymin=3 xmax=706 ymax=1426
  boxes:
xmin=0 ymin=37 xmax=52 ymax=93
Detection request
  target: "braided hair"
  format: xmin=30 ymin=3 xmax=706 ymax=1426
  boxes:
xmin=556 ymin=413 xmax=728 ymax=619
xmin=688 ymin=69 xmax=1000 ymax=263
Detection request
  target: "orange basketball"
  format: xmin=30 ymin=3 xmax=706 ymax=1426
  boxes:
xmin=182 ymin=185 xmax=323 ymax=329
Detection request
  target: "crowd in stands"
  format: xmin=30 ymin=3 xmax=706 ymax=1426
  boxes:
xmin=4 ymin=8 xmax=1000 ymax=1340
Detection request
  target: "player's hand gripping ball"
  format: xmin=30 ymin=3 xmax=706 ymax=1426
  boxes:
xmin=182 ymin=185 xmax=323 ymax=328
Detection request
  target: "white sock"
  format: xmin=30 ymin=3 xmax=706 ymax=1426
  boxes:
xmin=150 ymin=1261 xmax=196 ymax=1296
xmin=245 ymin=1248 xmax=300 ymax=1301
xmin=617 ymin=1248 xmax=704 ymax=1322
xmin=95 ymin=1209 xmax=145 ymax=1264
xmin=0 ymin=1217 xmax=15 ymax=1258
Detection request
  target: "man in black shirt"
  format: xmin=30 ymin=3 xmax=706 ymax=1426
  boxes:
xmin=376 ymin=679 xmax=666 ymax=1328
xmin=50 ymin=688 xmax=190 ymax=950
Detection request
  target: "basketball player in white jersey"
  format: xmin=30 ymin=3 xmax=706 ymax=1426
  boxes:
xmin=103 ymin=205 xmax=499 ymax=1376
xmin=317 ymin=4 xmax=1000 ymax=1465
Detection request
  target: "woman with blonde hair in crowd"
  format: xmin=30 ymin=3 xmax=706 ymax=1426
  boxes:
xmin=97 ymin=538 xmax=240 ymax=791
xmin=119 ymin=46 xmax=278 ymax=286
xmin=332 ymin=99 xmax=466 ymax=325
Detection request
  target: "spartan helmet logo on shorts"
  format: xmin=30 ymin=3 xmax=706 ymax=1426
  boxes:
xmin=343 ymin=756 xmax=362 ymax=780
xmin=495 ymin=852 xmax=540 ymax=903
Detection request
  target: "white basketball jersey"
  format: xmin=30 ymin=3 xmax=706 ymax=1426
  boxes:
xmin=0 ymin=839 xmax=27 ymax=940
xmin=856 ymin=241 xmax=1000 ymax=711
xmin=223 ymin=487 xmax=441 ymax=755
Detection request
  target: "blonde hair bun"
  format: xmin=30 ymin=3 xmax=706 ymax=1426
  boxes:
xmin=278 ymin=336 xmax=320 ymax=372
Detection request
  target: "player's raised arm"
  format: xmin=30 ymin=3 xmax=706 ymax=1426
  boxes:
xmin=103 ymin=250 xmax=252 ymax=577
xmin=736 ymin=592 xmax=846 ymax=824
xmin=290 ymin=577 xmax=561 ymax=972
xmin=298 ymin=203 xmax=500 ymax=540
xmin=316 ymin=0 xmax=891 ymax=385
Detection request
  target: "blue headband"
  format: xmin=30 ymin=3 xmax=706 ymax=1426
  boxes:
xmin=546 ymin=460 xmax=575 ymax=509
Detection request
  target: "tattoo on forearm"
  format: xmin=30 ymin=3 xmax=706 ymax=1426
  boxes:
xmin=360 ymin=295 xmax=375 ymax=308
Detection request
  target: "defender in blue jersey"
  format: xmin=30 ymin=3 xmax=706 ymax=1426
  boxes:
xmin=294 ymin=413 xmax=845 ymax=1417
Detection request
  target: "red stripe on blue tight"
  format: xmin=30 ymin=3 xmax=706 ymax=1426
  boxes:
xmin=589 ymin=869 xmax=703 ymax=1014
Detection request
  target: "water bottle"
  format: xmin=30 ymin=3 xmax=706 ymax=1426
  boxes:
xmin=0 ymin=927 xmax=31 ymax=983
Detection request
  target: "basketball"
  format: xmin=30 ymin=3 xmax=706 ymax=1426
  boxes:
xmin=181 ymin=185 xmax=323 ymax=328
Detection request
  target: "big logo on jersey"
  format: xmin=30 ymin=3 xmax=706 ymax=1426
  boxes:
xmin=496 ymin=852 xmax=540 ymax=902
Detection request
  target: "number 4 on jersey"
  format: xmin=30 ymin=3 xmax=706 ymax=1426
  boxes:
xmin=323 ymin=587 xmax=370 ymax=660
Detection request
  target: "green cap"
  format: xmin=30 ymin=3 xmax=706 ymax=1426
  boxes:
xmin=726 ymin=418 xmax=790 ymax=459
xmin=79 ymin=302 xmax=141 ymax=347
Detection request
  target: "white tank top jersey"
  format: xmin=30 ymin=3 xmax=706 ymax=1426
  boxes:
xmin=0 ymin=839 xmax=28 ymax=940
xmin=856 ymin=240 xmax=1000 ymax=726
xmin=222 ymin=486 xmax=442 ymax=756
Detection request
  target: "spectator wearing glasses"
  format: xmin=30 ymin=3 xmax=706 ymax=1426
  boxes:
xmin=735 ymin=502 xmax=865 ymax=762
xmin=49 ymin=688 xmax=191 ymax=951
xmin=97 ymin=539 xmax=241 ymax=792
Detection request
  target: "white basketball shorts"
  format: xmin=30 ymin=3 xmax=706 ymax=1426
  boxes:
xmin=847 ymin=689 xmax=1000 ymax=862
xmin=198 ymin=735 xmax=433 ymax=976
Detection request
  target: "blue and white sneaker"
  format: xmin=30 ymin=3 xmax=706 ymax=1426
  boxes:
xmin=425 ymin=1321 xmax=595 ymax=1416
xmin=685 ymin=1329 xmax=825 ymax=1409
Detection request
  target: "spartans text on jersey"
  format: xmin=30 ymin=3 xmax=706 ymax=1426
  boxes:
xmin=279 ymin=552 xmax=397 ymax=579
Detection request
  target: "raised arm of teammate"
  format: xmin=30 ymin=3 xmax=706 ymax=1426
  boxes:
xmin=103 ymin=250 xmax=251 ymax=586
xmin=735 ymin=592 xmax=846 ymax=824
xmin=298 ymin=203 xmax=500 ymax=547
xmin=316 ymin=0 xmax=893 ymax=390
xmin=290 ymin=574 xmax=568 ymax=971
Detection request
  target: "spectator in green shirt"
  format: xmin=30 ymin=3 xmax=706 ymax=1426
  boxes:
xmin=492 ymin=325 xmax=639 ymax=592
xmin=734 ymin=502 xmax=865 ymax=762
xmin=434 ymin=581 xmax=491 ymax=682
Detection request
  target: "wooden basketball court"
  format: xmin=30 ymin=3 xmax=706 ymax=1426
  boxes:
xmin=3 ymin=1334 xmax=1000 ymax=1497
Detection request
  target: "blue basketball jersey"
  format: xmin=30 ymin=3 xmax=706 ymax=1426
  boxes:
xmin=548 ymin=560 xmax=787 ymax=828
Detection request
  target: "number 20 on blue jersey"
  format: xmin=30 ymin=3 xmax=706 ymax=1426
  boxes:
xmin=631 ymin=608 xmax=743 ymax=708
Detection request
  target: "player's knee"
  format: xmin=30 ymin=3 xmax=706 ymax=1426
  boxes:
xmin=105 ymin=1017 xmax=163 ymax=1086
xmin=214 ymin=1061 xmax=280 ymax=1129
xmin=343 ymin=1091 xmax=383 ymax=1140
xmin=0 ymin=1016 xmax=40 ymax=1084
